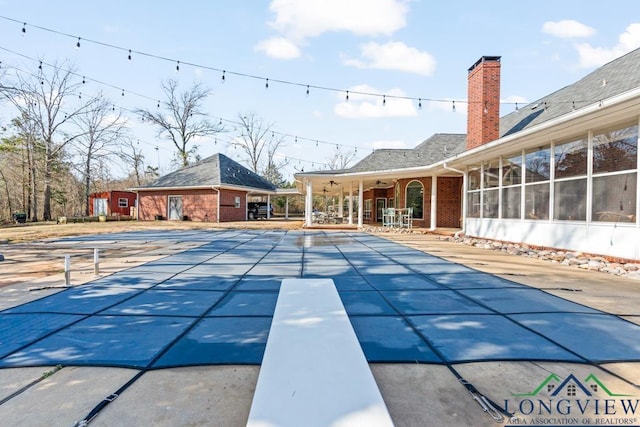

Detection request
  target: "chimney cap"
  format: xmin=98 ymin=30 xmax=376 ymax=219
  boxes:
xmin=468 ymin=56 xmax=501 ymax=72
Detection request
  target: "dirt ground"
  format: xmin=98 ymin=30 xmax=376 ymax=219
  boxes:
xmin=0 ymin=219 xmax=305 ymax=244
xmin=0 ymin=220 xmax=304 ymax=288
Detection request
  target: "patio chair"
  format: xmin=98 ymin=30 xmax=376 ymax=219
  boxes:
xmin=401 ymin=207 xmax=413 ymax=228
xmin=382 ymin=208 xmax=396 ymax=227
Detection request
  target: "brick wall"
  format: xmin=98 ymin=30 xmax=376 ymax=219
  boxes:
xmin=138 ymin=189 xmax=248 ymax=222
xmin=436 ymin=177 xmax=462 ymax=227
xmin=467 ymin=56 xmax=501 ymax=150
xmin=138 ymin=191 xmax=168 ymax=221
xmin=219 ymin=189 xmax=247 ymax=222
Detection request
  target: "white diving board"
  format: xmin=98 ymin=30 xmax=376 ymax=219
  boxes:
xmin=247 ymin=278 xmax=394 ymax=427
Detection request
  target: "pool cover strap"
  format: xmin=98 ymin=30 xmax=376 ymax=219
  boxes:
xmin=74 ymin=371 xmax=144 ymax=426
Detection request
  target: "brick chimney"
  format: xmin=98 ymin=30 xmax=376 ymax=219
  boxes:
xmin=466 ymin=56 xmax=501 ymax=150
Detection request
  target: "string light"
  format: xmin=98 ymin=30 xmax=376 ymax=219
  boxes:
xmin=418 ymin=98 xmax=422 ymax=109
xmin=306 ymin=85 xmax=310 ymax=96
xmin=82 ymin=76 xmax=85 ymax=84
xmin=157 ymin=100 xmax=160 ymax=108
xmin=265 ymin=78 xmax=269 ymax=89
xmin=0 ymin=16 xmax=610 ymax=112
xmin=452 ymin=101 xmax=456 ymax=112
xmin=121 ymin=89 xmax=125 ymax=96
xmin=382 ymin=95 xmax=386 ymax=106
xmin=76 ymin=37 xmax=81 ymax=49
xmin=38 ymin=60 xmax=42 ymax=70
xmin=345 ymin=91 xmax=349 ymax=102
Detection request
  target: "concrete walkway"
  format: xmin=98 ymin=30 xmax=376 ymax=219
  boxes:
xmin=0 ymin=230 xmax=638 ymax=426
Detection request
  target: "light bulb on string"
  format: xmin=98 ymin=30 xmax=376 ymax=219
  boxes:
xmin=121 ymin=89 xmax=125 ymax=97
xmin=82 ymin=76 xmax=86 ymax=84
xmin=306 ymin=85 xmax=310 ymax=96
xmin=418 ymin=98 xmax=422 ymax=109
xmin=452 ymin=100 xmax=456 ymax=112
xmin=76 ymin=37 xmax=81 ymax=49
xmin=128 ymin=49 xmax=132 ymax=61
xmin=515 ymin=102 xmax=519 ymax=111
xmin=382 ymin=95 xmax=386 ymax=106
xmin=221 ymin=70 xmax=225 ymax=83
xmin=38 ymin=61 xmax=42 ymax=71
xmin=157 ymin=100 xmax=160 ymax=108
xmin=21 ymin=23 xmax=26 ymax=34
xmin=176 ymin=61 xmax=180 ymax=72
xmin=345 ymin=91 xmax=349 ymax=102
xmin=265 ymin=78 xmax=269 ymax=89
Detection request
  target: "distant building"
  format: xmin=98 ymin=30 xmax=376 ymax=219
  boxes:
xmin=89 ymin=191 xmax=137 ymax=217
xmin=132 ymin=153 xmax=278 ymax=222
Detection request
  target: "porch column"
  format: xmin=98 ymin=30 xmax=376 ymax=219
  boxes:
xmin=305 ymin=180 xmax=313 ymax=226
xmin=348 ymin=182 xmax=354 ymax=225
xmin=338 ymin=188 xmax=344 ymax=218
xmin=357 ymin=180 xmax=363 ymax=228
xmin=285 ymin=196 xmax=289 ymax=219
xmin=430 ymin=176 xmax=437 ymax=230
xmin=267 ymin=194 xmax=271 ymax=219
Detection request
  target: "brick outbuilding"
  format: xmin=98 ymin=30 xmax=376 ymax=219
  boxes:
xmin=133 ymin=153 xmax=276 ymax=222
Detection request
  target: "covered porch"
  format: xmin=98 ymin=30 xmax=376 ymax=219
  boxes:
xmin=295 ymin=166 xmax=464 ymax=231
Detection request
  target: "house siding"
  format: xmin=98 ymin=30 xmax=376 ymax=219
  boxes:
xmin=89 ymin=191 xmax=137 ymax=216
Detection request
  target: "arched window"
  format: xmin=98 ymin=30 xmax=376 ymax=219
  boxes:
xmin=405 ymin=180 xmax=424 ymax=219
xmin=394 ymin=183 xmax=400 ymax=209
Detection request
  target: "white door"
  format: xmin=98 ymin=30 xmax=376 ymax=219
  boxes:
xmin=94 ymin=198 xmax=108 ymax=216
xmin=168 ymin=196 xmax=183 ymax=220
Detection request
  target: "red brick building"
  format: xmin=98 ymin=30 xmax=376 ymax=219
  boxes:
xmin=133 ymin=153 xmax=276 ymax=222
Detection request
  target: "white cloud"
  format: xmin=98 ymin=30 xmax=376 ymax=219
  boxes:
xmin=542 ymin=20 xmax=596 ymax=38
xmin=268 ymin=0 xmax=408 ymax=41
xmin=254 ymin=37 xmax=301 ymax=59
xmin=334 ymin=84 xmax=417 ymax=119
xmin=372 ymin=140 xmax=407 ymax=149
xmin=257 ymin=0 xmax=409 ymax=58
xmin=576 ymin=23 xmax=640 ymax=68
xmin=344 ymin=41 xmax=436 ymax=76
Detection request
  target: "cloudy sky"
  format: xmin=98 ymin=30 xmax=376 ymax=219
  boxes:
xmin=1 ymin=0 xmax=639 ymax=179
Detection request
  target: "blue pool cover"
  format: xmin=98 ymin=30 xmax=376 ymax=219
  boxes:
xmin=1 ymin=229 xmax=640 ymax=370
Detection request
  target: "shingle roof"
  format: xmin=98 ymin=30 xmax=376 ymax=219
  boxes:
xmin=345 ymin=133 xmax=466 ymax=173
xmin=500 ymin=47 xmax=640 ymax=137
xmin=141 ymin=153 xmax=277 ymax=191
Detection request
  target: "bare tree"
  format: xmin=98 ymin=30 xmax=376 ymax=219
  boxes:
xmin=231 ymin=112 xmax=289 ymax=183
xmin=118 ymin=138 xmax=146 ymax=187
xmin=70 ymin=93 xmax=128 ymax=215
xmin=136 ymin=79 xmax=221 ymax=167
xmin=2 ymin=60 xmax=91 ymax=220
xmin=327 ymin=145 xmax=357 ymax=170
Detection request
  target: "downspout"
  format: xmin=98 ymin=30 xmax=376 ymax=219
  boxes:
xmin=214 ymin=187 xmax=221 ymax=223
xmin=443 ymin=163 xmax=467 ymax=235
